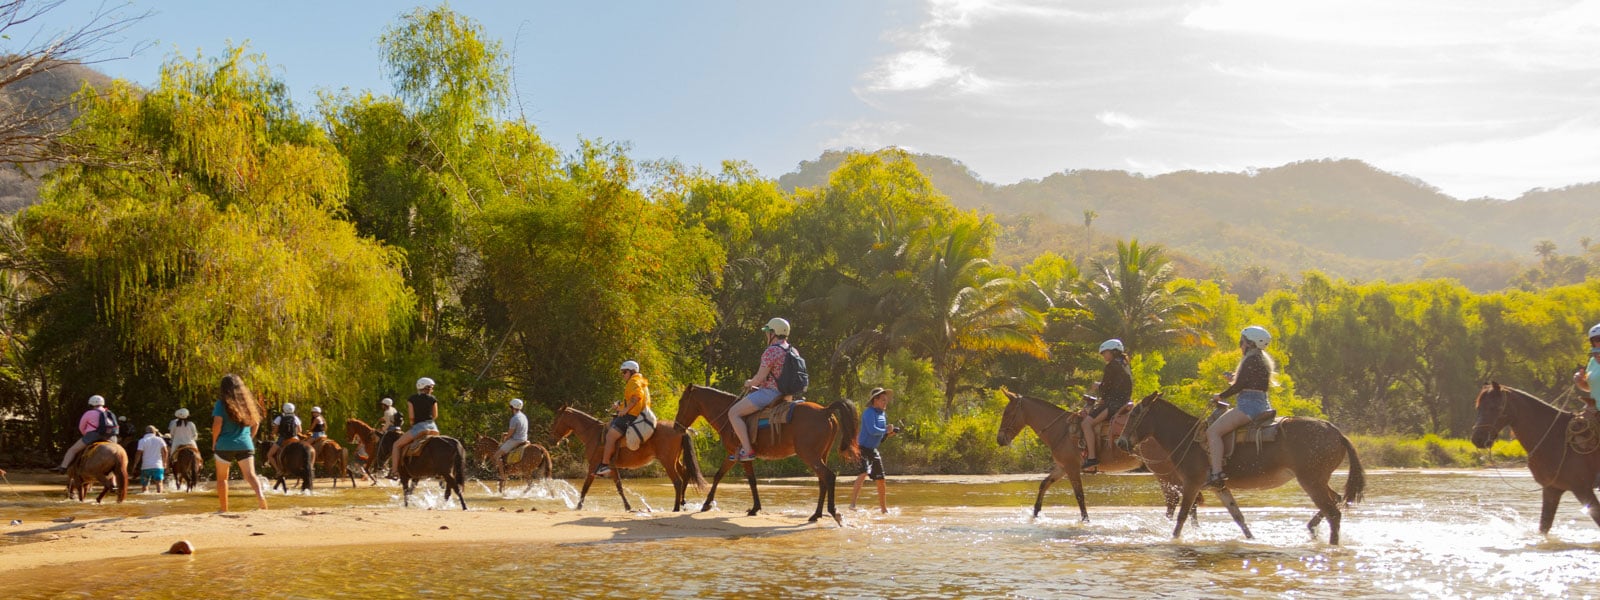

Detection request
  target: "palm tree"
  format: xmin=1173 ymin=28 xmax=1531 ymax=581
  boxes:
xmin=1074 ymin=239 xmax=1208 ymax=352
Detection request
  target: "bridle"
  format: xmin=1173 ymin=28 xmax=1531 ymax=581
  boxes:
xmin=1117 ymin=398 xmax=1206 ymax=471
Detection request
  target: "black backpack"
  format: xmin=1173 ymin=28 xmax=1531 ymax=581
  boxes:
xmin=96 ymin=409 xmax=119 ymax=438
xmin=775 ymin=344 xmax=809 ymax=396
xmin=277 ymin=416 xmax=298 ymax=439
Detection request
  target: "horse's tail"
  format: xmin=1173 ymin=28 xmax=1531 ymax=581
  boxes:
xmin=115 ymin=450 xmax=128 ymax=504
xmin=299 ymin=443 xmax=316 ymax=490
xmin=826 ymin=399 xmax=861 ymax=462
xmin=538 ymin=443 xmax=553 ymax=480
xmin=1338 ymin=430 xmax=1366 ymax=505
xmin=452 ymin=438 xmax=469 ymax=487
xmin=680 ymin=426 xmax=708 ymax=492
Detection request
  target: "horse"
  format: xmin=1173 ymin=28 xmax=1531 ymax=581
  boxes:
xmin=270 ymin=439 xmax=316 ymax=492
xmin=548 ymin=407 xmax=708 ymax=511
xmin=1114 ymin=392 xmax=1366 ymax=544
xmin=345 ymin=418 xmax=399 ymax=484
xmin=471 ymin=435 xmax=554 ymax=494
xmin=171 ymin=445 xmax=203 ymax=492
xmin=997 ymin=389 xmax=1197 ymax=520
xmin=307 ymin=437 xmax=357 ymax=488
xmin=1469 ymin=382 xmax=1600 ymax=533
xmin=66 ymin=441 xmax=128 ymax=504
xmin=674 ymin=385 xmax=860 ymax=524
xmin=397 ymin=434 xmax=469 ymax=510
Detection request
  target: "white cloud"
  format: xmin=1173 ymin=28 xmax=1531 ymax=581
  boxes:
xmin=820 ymin=119 xmax=909 ymax=151
xmin=1096 ymin=111 xmax=1146 ymax=130
xmin=1381 ymin=119 xmax=1600 ymax=198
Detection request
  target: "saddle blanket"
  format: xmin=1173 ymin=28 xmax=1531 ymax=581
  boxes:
xmin=624 ymin=408 xmax=659 ymax=451
xmin=404 ymin=431 xmax=441 ymax=458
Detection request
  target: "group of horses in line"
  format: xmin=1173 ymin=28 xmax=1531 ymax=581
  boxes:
xmin=58 ymin=382 xmax=1600 ymax=543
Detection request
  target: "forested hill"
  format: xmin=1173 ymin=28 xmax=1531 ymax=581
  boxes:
xmin=779 ymin=151 xmax=1600 ymax=289
xmin=0 ymin=62 xmax=111 ymax=212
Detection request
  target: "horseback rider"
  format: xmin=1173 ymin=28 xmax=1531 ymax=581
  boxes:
xmin=1082 ymin=339 xmax=1133 ymax=470
xmin=265 ymin=403 xmax=302 ymax=469
xmin=52 ymin=395 xmax=115 ymax=473
xmin=1204 ymin=325 xmax=1279 ymax=489
xmin=727 ymin=318 xmax=796 ymax=462
xmin=378 ymin=397 xmax=402 ymax=433
xmin=390 ymin=377 xmax=439 ymax=477
xmin=168 ymin=408 xmax=199 ymax=453
xmin=595 ymin=360 xmax=650 ymax=476
xmin=1574 ymin=322 xmax=1600 ymax=420
xmin=494 ymin=398 xmax=530 ymax=466
xmin=308 ymin=406 xmax=327 ymax=439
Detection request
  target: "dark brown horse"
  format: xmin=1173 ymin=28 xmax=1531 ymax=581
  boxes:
xmin=674 ymin=385 xmax=860 ymax=524
xmin=998 ymin=390 xmax=1196 ymax=520
xmin=472 ymin=435 xmax=554 ymax=494
xmin=548 ymin=407 xmax=707 ymax=511
xmin=307 ymin=437 xmax=357 ymax=488
xmin=171 ymin=445 xmax=203 ymax=492
xmin=1470 ymin=382 xmax=1600 ymax=532
xmin=67 ymin=441 xmax=128 ymax=504
xmin=1114 ymin=393 xmax=1366 ymax=544
xmin=270 ymin=439 xmax=316 ymax=492
xmin=397 ymin=435 xmax=468 ymax=510
xmin=345 ymin=418 xmax=398 ymax=485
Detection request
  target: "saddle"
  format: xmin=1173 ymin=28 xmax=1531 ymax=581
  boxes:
xmin=745 ymin=397 xmax=801 ymax=445
xmin=1569 ymin=410 xmax=1600 ymax=455
xmin=404 ymin=430 xmax=440 ymax=458
xmin=623 ymin=407 xmax=659 ymax=451
xmin=1197 ymin=401 xmax=1281 ymax=460
xmin=504 ymin=441 xmax=529 ymax=465
xmin=1076 ymin=404 xmax=1133 ymax=453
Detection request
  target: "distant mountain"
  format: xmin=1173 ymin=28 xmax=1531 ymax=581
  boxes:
xmin=780 ymin=151 xmax=1600 ymax=289
xmin=0 ymin=62 xmax=113 ymax=212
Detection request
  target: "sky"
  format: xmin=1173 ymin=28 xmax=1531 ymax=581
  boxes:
xmin=17 ymin=0 xmax=1600 ymax=200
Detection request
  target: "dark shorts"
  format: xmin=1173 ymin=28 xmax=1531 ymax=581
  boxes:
xmin=214 ymin=449 xmax=254 ymax=464
xmin=1089 ymin=400 xmax=1128 ymax=419
xmin=609 ymin=415 xmax=637 ymax=433
xmin=858 ymin=447 xmax=885 ymax=481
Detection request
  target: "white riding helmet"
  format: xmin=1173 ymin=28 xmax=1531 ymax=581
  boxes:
xmin=1098 ymin=339 xmax=1125 ymax=353
xmin=175 ymin=408 xmax=189 ymax=419
xmin=88 ymin=395 xmax=105 ymax=407
xmin=416 ymin=377 xmax=436 ymax=390
xmin=312 ymin=406 xmax=322 ymax=413
xmin=1588 ymin=323 xmax=1600 ymax=340
xmin=381 ymin=397 xmax=394 ymax=406
xmin=282 ymin=402 xmax=296 ymax=414
xmin=510 ymin=398 xmax=524 ymax=409
xmin=620 ymin=360 xmax=640 ymax=373
xmin=763 ymin=317 xmax=791 ymax=336
xmin=1241 ymin=325 xmax=1273 ymax=348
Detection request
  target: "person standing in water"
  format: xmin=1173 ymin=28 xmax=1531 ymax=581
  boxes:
xmin=212 ymin=374 xmax=268 ymax=511
xmin=849 ymin=388 xmax=896 ymax=513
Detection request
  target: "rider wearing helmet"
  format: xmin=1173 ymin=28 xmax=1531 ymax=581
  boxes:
xmin=596 ymin=361 xmax=650 ymax=476
xmin=390 ymin=377 xmax=440 ymax=478
xmin=1081 ymin=339 xmax=1133 ymax=470
xmin=494 ymin=398 xmax=530 ymax=465
xmin=52 ymin=395 xmax=113 ymax=473
xmin=169 ymin=408 xmax=199 ymax=452
xmin=378 ymin=397 xmax=402 ymax=433
xmin=266 ymin=403 xmax=302 ymax=471
xmin=727 ymin=318 xmax=795 ymax=462
xmin=1204 ymin=326 xmax=1279 ymax=489
xmin=309 ymin=406 xmax=327 ymax=439
xmin=1573 ymin=323 xmax=1600 ymax=419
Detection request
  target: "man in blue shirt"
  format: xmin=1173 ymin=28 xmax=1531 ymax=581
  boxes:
xmin=849 ymin=387 xmax=896 ymax=514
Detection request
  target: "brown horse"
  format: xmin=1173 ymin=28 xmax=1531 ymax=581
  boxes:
xmin=472 ymin=435 xmax=554 ymax=494
xmin=397 ymin=435 xmax=468 ymax=510
xmin=345 ymin=418 xmax=398 ymax=485
xmin=1114 ymin=393 xmax=1366 ymax=544
xmin=270 ymin=439 xmax=315 ymax=492
xmin=674 ymin=385 xmax=860 ymax=524
xmin=67 ymin=441 xmax=128 ymax=503
xmin=548 ymin=407 xmax=707 ymax=511
xmin=307 ymin=437 xmax=357 ymax=488
xmin=171 ymin=445 xmax=203 ymax=492
xmin=997 ymin=390 xmax=1196 ymax=520
xmin=1469 ymin=382 xmax=1600 ymax=532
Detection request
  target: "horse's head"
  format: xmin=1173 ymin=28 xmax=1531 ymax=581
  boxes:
xmin=675 ymin=386 xmax=703 ymax=428
xmin=549 ymin=406 xmax=577 ymax=446
xmin=1469 ymin=381 xmax=1510 ymax=449
xmin=996 ymin=389 xmax=1027 ymax=447
xmin=1114 ymin=391 xmax=1163 ymax=453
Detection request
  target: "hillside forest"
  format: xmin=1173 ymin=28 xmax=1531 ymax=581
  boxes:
xmin=2 ymin=6 xmax=1596 ymax=472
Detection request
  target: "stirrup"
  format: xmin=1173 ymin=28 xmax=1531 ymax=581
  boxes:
xmin=1203 ymin=471 xmax=1228 ymax=489
xmin=1081 ymin=458 xmax=1100 ymax=472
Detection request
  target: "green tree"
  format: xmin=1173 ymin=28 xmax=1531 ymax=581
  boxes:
xmin=1074 ymin=239 xmax=1208 ymax=352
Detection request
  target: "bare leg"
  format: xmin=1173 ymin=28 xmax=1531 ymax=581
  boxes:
xmin=875 ymin=479 xmax=888 ymax=514
xmin=238 ymin=457 xmax=268 ymax=509
xmin=57 ymin=440 xmax=87 ymax=469
xmin=389 ymin=432 xmax=416 ymax=475
xmin=1082 ymin=413 xmax=1104 ymax=461
xmin=215 ymin=458 xmax=231 ymax=512
xmin=727 ymin=399 xmax=760 ymax=457
xmin=849 ymin=472 xmax=867 ymax=509
xmin=1206 ymin=410 xmax=1252 ymax=475
xmin=601 ymin=428 xmax=622 ymax=467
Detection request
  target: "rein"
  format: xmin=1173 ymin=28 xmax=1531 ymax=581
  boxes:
xmin=1480 ymin=386 xmax=1578 ymax=493
xmin=1120 ymin=401 xmax=1207 ymax=472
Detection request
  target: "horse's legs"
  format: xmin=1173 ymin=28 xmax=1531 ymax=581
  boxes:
xmin=1067 ymin=469 xmax=1088 ymax=522
xmin=1031 ymin=464 xmax=1066 ymax=519
xmin=701 ymin=457 xmax=735 ymax=512
xmin=806 ymin=459 xmax=828 ymax=523
xmin=1172 ymin=485 xmax=1203 ymax=539
xmin=497 ymin=463 xmax=506 ymax=495
xmin=665 ymin=461 xmax=686 ymax=512
xmin=1213 ymin=488 xmax=1253 ymax=539
xmin=1297 ymin=472 xmax=1343 ymax=544
xmin=742 ymin=460 xmax=761 ymax=517
xmin=1538 ymin=486 xmax=1565 ymax=534
xmin=611 ymin=471 xmax=632 ymax=512
xmin=576 ymin=473 xmax=597 ymax=510
xmin=1569 ymin=486 xmax=1600 ymax=529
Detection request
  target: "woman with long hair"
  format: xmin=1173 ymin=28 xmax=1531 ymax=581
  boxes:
xmin=1204 ymin=326 xmax=1279 ymax=489
xmin=212 ymin=373 xmax=268 ymax=511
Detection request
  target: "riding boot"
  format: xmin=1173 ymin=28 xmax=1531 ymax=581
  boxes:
xmin=1204 ymin=470 xmax=1228 ymax=489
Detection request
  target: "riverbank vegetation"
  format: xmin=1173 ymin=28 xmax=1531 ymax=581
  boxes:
xmin=1 ymin=5 xmax=1595 ymax=476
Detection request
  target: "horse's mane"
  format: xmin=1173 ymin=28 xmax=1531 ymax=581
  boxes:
xmin=1479 ymin=383 xmax=1565 ymax=411
xmin=345 ymin=418 xmax=374 ymax=434
xmin=558 ymin=406 xmax=600 ymax=422
xmin=685 ymin=384 xmax=740 ymax=401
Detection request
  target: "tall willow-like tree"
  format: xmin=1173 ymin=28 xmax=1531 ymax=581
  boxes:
xmin=14 ymin=48 xmax=413 ymax=427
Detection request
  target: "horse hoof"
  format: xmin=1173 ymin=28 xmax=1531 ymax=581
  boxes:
xmin=807 ymin=515 xmax=821 ymax=523
xmin=746 ymin=509 xmax=759 ymax=517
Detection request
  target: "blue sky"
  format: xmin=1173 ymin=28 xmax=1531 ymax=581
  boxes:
xmin=18 ymin=1 xmax=1600 ymax=199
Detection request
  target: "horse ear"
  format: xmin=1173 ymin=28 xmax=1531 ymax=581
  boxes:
xmin=1491 ymin=381 xmax=1501 ymax=391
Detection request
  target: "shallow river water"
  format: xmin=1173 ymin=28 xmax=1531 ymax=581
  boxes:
xmin=4 ymin=469 xmax=1599 ymax=598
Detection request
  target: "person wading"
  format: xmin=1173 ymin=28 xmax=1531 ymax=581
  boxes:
xmin=213 ymin=373 xmax=268 ymax=511
xmin=595 ymin=361 xmax=650 ymax=476
xmin=389 ymin=377 xmax=439 ymax=478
